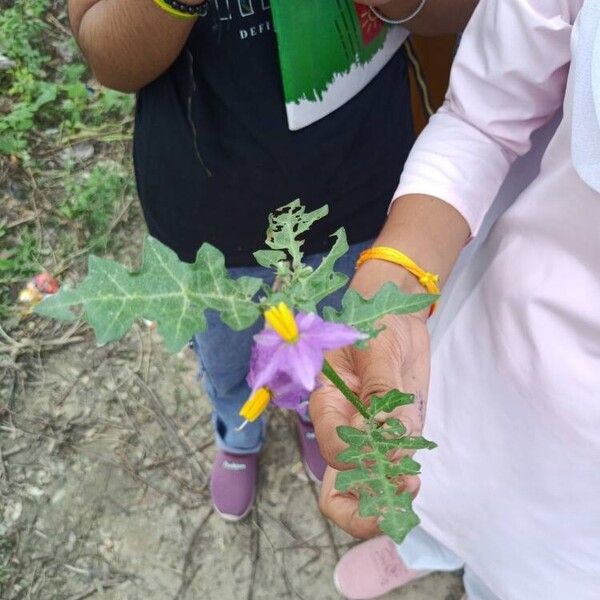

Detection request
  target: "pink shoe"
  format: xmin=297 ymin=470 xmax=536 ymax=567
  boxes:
xmin=333 ymin=536 xmax=430 ymax=599
xmin=210 ymin=450 xmax=258 ymax=522
xmin=296 ymin=416 xmax=327 ymax=483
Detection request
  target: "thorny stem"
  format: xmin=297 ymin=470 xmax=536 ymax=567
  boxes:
xmin=321 ymin=359 xmax=370 ymax=420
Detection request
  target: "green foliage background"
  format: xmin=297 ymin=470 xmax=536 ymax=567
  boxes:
xmin=0 ymin=0 xmax=136 ymax=319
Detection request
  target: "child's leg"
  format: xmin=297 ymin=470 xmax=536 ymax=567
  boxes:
xmin=192 ymin=309 xmax=264 ymax=454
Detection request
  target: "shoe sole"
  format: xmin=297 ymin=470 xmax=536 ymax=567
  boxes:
xmin=333 ymin=562 xmax=431 ymax=599
xmin=333 ymin=569 xmax=347 ymax=598
xmin=296 ymin=419 xmax=324 ymax=485
xmin=213 ymin=490 xmax=256 ymax=523
xmin=303 ymin=459 xmax=323 ymax=485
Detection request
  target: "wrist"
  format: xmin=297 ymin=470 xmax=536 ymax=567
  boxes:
xmin=352 ymin=259 xmax=432 ymax=323
xmin=353 ymin=258 xmax=426 ymax=296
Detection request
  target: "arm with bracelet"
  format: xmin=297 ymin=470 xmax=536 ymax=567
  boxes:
xmin=68 ymin=0 xmax=205 ymax=92
xmin=310 ymin=194 xmax=469 ymax=488
xmin=358 ymin=0 xmax=478 ymax=36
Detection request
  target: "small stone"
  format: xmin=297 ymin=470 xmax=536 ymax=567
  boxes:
xmin=26 ymin=485 xmax=45 ymax=499
xmin=0 ymin=54 xmax=16 ymax=71
xmin=3 ymin=499 xmax=23 ymax=525
xmin=67 ymin=531 xmax=77 ymax=552
xmin=61 ymin=142 xmax=95 ymax=162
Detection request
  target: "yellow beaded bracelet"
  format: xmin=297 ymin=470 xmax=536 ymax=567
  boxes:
xmin=153 ymin=0 xmax=201 ymax=20
xmin=356 ymin=246 xmax=440 ymax=315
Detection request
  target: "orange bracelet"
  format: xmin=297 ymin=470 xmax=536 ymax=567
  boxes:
xmin=356 ymin=246 xmax=440 ymax=316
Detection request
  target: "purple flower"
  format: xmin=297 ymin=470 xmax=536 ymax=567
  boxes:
xmin=252 ymin=303 xmax=364 ymax=394
xmin=247 ymin=342 xmax=305 ymax=410
xmin=239 ymin=304 xmax=363 ymax=424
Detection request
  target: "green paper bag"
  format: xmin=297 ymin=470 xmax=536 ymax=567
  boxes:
xmin=270 ymin=0 xmax=409 ymax=130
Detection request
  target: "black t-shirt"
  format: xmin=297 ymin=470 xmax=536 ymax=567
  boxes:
xmin=133 ymin=0 xmax=415 ymax=265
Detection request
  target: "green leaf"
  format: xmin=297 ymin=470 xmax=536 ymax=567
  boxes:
xmin=386 ymin=456 xmax=422 ymax=477
xmin=335 ymin=467 xmax=386 ymax=494
xmin=253 ymin=249 xmax=287 ymax=269
xmin=236 ymin=276 xmax=263 ymax=298
xmin=336 ymin=447 xmax=370 ymax=465
xmin=335 ymin=401 xmax=436 ymax=544
xmin=34 ymin=287 xmax=80 ymax=322
xmin=358 ymin=493 xmax=380 ymax=518
xmin=264 ymin=200 xmax=329 ymax=267
xmin=336 ymin=425 xmax=368 ymax=446
xmin=392 ymin=436 xmax=437 ymax=451
xmin=379 ymin=495 xmax=421 ymax=542
xmin=323 ymin=282 xmax=437 ymax=338
xmin=35 ymin=236 xmax=262 ymax=352
xmin=369 ymin=390 xmax=415 ymax=417
xmin=286 ymin=228 xmax=349 ymax=312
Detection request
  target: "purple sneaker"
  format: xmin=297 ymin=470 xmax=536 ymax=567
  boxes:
xmin=210 ymin=450 xmax=258 ymax=521
xmin=296 ymin=416 xmax=326 ymax=483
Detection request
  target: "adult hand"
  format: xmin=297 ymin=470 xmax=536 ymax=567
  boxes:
xmin=310 ymin=312 xmax=430 ymax=538
xmin=310 ymin=312 xmax=431 ymax=470
xmin=310 ymin=193 xmax=469 ymax=538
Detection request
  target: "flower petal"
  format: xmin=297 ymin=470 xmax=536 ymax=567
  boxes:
xmin=286 ymin=341 xmax=323 ymax=391
xmin=302 ymin=319 xmax=365 ymax=350
xmin=254 ymin=328 xmax=281 ymax=347
xmin=296 ymin=312 xmax=319 ymax=332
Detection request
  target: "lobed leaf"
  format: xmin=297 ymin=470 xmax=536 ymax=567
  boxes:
xmin=264 ymin=199 xmax=329 ymax=267
xmin=253 ymin=249 xmax=287 ymax=269
xmin=36 ymin=236 xmax=262 ymax=352
xmin=334 ymin=390 xmax=436 ymax=544
xmin=369 ymin=390 xmax=415 ymax=417
xmin=378 ymin=495 xmax=421 ymax=542
xmin=323 ymin=282 xmax=437 ymax=338
xmin=335 ymin=425 xmax=368 ymax=446
xmin=286 ymin=228 xmax=349 ymax=312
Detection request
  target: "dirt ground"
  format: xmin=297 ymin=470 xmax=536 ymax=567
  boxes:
xmin=0 ymin=320 xmax=464 ymax=600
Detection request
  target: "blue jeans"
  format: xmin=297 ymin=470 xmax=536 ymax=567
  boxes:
xmin=192 ymin=240 xmax=372 ymax=454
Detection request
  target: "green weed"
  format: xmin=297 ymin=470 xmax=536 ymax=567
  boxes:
xmin=61 ymin=161 xmax=134 ymax=245
xmin=0 ymin=226 xmax=41 ymax=316
xmin=0 ymin=0 xmax=134 ymax=158
xmin=0 ymin=1 xmax=137 ymax=319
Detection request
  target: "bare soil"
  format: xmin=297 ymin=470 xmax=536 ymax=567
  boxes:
xmin=1 ymin=321 xmax=464 ymax=600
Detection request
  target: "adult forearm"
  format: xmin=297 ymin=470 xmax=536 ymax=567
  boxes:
xmin=69 ymin=0 xmax=203 ymax=92
xmin=377 ymin=0 xmax=478 ymax=35
xmin=351 ymin=194 xmax=470 ymax=301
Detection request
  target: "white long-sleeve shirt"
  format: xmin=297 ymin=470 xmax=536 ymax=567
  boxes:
xmin=394 ymin=1 xmax=600 ymax=598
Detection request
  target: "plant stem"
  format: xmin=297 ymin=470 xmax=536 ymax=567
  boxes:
xmin=321 ymin=359 xmax=370 ymax=420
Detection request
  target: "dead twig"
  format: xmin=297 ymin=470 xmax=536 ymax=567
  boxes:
xmin=0 ymin=321 xmax=87 ymax=358
xmin=246 ymin=509 xmax=260 ymax=600
xmin=0 ymin=446 xmax=8 ymax=481
xmin=134 ymin=375 xmax=208 ymax=484
xmin=65 ymin=578 xmax=124 ymax=600
xmin=2 ymin=442 xmax=28 ymax=459
xmin=173 ymin=508 xmax=214 ymax=600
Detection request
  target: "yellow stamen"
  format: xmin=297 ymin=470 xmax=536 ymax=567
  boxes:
xmin=239 ymin=387 xmax=272 ymax=423
xmin=264 ymin=302 xmax=299 ymax=343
